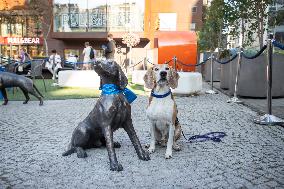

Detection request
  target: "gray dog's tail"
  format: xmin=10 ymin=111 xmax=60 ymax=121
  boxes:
xmin=62 ymin=147 xmax=75 ymax=156
xmin=33 ymin=84 xmax=44 ymax=98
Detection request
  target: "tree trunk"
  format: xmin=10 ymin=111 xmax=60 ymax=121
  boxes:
xmin=256 ymin=2 xmax=264 ymax=49
xmin=241 ymin=18 xmax=245 ymax=48
xmin=129 ymin=46 xmax=133 ymax=72
xmin=44 ymin=23 xmax=51 ymax=56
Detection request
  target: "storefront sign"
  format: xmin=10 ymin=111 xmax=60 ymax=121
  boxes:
xmin=60 ymin=11 xmax=129 ymax=28
xmin=0 ymin=37 xmax=43 ymax=45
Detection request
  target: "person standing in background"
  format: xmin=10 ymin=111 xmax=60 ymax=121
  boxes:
xmin=82 ymin=42 xmax=95 ymax=70
xmin=103 ymin=34 xmax=116 ymax=60
xmin=66 ymin=53 xmax=78 ymax=70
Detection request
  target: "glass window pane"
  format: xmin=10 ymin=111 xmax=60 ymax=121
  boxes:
xmin=87 ymin=0 xmax=107 ymax=32
xmin=53 ymin=0 xmax=90 ymax=32
xmin=107 ymin=0 xmax=144 ymax=32
xmin=159 ymin=13 xmax=176 ymax=31
xmin=53 ymin=0 xmax=144 ymax=32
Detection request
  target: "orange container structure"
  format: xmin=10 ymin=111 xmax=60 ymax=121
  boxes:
xmin=157 ymin=31 xmax=197 ymax=72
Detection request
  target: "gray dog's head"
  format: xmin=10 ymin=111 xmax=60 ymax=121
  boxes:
xmin=94 ymin=60 xmax=128 ymax=90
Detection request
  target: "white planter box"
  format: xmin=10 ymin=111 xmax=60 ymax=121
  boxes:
xmin=172 ymin=72 xmax=202 ymax=95
xmin=133 ymin=70 xmax=202 ymax=95
xmin=58 ymin=70 xmax=100 ymax=88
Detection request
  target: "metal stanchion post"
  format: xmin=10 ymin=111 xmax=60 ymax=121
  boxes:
xmin=205 ymin=53 xmax=218 ymax=94
xmin=227 ymin=50 xmax=243 ymax=103
xmin=254 ymin=34 xmax=284 ymax=125
xmin=173 ymin=56 xmax=177 ymax=71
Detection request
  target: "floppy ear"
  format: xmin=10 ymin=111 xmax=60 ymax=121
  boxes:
xmin=117 ymin=64 xmax=128 ymax=90
xmin=169 ymin=68 xmax=179 ymax=89
xmin=143 ymin=68 xmax=155 ymax=89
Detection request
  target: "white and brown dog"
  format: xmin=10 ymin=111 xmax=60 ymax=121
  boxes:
xmin=143 ymin=64 xmax=181 ymax=159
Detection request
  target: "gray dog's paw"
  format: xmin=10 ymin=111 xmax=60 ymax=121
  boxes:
xmin=76 ymin=147 xmax=87 ymax=158
xmin=139 ymin=150 xmax=151 ymax=161
xmin=110 ymin=163 xmax=123 ymax=172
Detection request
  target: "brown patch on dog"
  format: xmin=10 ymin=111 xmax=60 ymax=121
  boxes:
xmin=148 ymin=96 xmax=153 ymax=107
xmin=143 ymin=69 xmax=155 ymax=89
xmin=172 ymin=102 xmax=181 ymax=141
xmin=168 ymin=68 xmax=179 ymax=89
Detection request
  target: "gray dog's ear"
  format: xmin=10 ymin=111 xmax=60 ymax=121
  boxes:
xmin=169 ymin=68 xmax=179 ymax=89
xmin=143 ymin=68 xmax=155 ymax=89
xmin=118 ymin=65 xmax=128 ymax=90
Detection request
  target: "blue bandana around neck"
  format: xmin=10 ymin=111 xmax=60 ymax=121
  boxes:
xmin=100 ymin=84 xmax=137 ymax=104
xmin=151 ymin=89 xmax=172 ymax=98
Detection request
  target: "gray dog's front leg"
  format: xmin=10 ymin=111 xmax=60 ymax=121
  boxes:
xmin=124 ymin=119 xmax=150 ymax=161
xmin=1 ymin=88 xmax=8 ymax=105
xmin=103 ymin=125 xmax=123 ymax=171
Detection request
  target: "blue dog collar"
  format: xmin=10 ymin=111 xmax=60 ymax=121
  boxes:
xmin=151 ymin=89 xmax=171 ymax=98
xmin=100 ymin=84 xmax=121 ymax=95
xmin=100 ymin=84 xmax=137 ymax=104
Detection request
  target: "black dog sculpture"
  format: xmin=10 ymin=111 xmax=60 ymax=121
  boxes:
xmin=62 ymin=60 xmax=150 ymax=171
xmin=0 ymin=72 xmax=43 ymax=105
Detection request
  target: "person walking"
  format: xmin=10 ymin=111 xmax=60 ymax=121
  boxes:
xmin=47 ymin=49 xmax=62 ymax=81
xmin=82 ymin=42 xmax=95 ymax=70
xmin=103 ymin=34 xmax=116 ymax=60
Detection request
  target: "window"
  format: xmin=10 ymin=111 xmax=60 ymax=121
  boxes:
xmin=158 ymin=13 xmax=177 ymax=31
xmin=192 ymin=6 xmax=197 ymax=13
xmin=190 ymin=23 xmax=196 ymax=31
xmin=53 ymin=0 xmax=145 ymax=32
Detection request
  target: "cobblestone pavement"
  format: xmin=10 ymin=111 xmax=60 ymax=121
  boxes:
xmin=0 ymin=83 xmax=283 ymax=189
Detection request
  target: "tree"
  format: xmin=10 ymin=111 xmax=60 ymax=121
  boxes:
xmin=198 ymin=0 xmax=225 ymax=52
xmin=199 ymin=0 xmax=274 ymax=50
xmin=225 ymin=0 xmax=272 ymax=48
xmin=28 ymin=0 xmax=53 ymax=56
xmin=251 ymin=0 xmax=273 ymax=48
xmin=122 ymin=32 xmax=140 ymax=72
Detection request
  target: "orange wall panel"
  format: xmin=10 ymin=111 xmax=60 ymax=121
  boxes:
xmin=157 ymin=31 xmax=197 ymax=72
xmin=144 ymin=0 xmax=201 ymax=48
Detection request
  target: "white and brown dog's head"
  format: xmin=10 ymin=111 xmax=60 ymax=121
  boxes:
xmin=143 ymin=64 xmax=179 ymax=89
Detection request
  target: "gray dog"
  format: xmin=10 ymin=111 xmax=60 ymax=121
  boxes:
xmin=62 ymin=60 xmax=150 ymax=171
xmin=0 ymin=72 xmax=43 ymax=106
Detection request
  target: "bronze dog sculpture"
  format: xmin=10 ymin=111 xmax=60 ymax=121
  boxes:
xmin=62 ymin=60 xmax=150 ymax=171
xmin=0 ymin=72 xmax=43 ymax=105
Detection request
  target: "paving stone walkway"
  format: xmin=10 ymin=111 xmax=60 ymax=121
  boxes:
xmin=0 ymin=83 xmax=283 ymax=189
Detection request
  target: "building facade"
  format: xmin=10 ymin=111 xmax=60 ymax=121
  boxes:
xmin=0 ymin=0 xmax=45 ymax=59
xmin=0 ymin=0 xmax=204 ymax=65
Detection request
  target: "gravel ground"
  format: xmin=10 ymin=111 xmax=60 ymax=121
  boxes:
xmin=0 ymin=83 xmax=283 ymax=189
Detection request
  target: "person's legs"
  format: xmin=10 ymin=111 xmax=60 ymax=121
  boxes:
xmin=52 ymin=67 xmax=56 ymax=80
